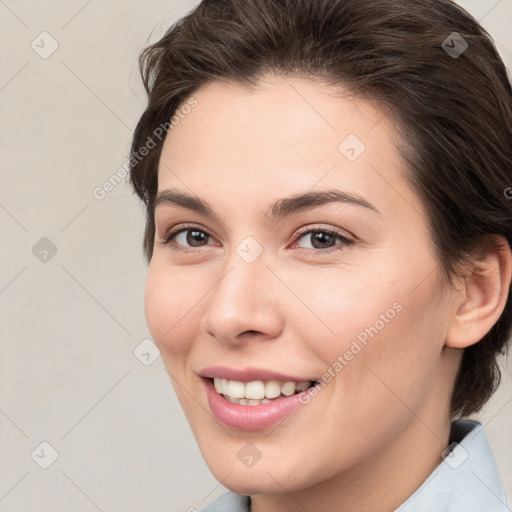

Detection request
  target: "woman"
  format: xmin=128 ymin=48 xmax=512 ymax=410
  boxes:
xmin=129 ymin=0 xmax=512 ymax=510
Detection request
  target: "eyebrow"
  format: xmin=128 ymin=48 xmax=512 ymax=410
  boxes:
xmin=154 ymin=188 xmax=380 ymax=220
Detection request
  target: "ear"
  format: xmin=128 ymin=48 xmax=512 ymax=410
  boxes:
xmin=445 ymin=236 xmax=512 ymax=349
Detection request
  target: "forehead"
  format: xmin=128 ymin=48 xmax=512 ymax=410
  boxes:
xmin=157 ymin=76 xmax=420 ymax=221
xmin=162 ymin=76 xmax=393 ymax=158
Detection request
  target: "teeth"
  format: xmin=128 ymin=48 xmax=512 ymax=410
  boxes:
xmin=295 ymin=381 xmax=311 ymax=392
xmin=225 ymin=396 xmax=272 ymax=406
xmin=227 ymin=380 xmax=245 ymax=399
xmin=245 ymin=380 xmax=265 ymax=399
xmin=265 ymin=381 xmax=281 ymax=399
xmin=213 ymin=377 xmax=314 ymax=401
xmin=281 ymin=382 xmax=296 ymax=396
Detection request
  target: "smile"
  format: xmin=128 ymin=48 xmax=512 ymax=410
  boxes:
xmin=213 ymin=377 xmax=317 ymax=405
xmin=201 ymin=374 xmax=321 ymax=430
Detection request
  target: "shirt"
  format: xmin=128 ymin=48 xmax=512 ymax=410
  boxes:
xmin=200 ymin=419 xmax=510 ymax=511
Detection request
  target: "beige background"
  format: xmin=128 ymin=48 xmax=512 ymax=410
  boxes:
xmin=0 ymin=1 xmax=511 ymax=510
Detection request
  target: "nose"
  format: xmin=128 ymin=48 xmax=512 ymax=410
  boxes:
xmin=200 ymin=253 xmax=283 ymax=346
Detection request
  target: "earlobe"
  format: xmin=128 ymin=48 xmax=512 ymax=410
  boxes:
xmin=445 ymin=237 xmax=512 ymax=349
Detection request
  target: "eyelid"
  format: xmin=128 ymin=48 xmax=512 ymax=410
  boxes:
xmin=292 ymin=224 xmax=355 ymax=243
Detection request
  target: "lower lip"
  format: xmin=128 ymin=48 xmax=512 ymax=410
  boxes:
xmin=202 ymin=378 xmax=315 ymax=431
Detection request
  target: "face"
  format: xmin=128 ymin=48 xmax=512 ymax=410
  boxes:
xmin=145 ymin=76 xmax=458 ymax=496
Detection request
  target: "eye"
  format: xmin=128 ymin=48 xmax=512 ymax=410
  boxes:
xmin=159 ymin=224 xmax=215 ymax=252
xmin=159 ymin=224 xmax=355 ymax=254
xmin=291 ymin=227 xmax=355 ymax=253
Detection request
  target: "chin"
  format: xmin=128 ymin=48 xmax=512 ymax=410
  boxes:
xmin=203 ymin=453 xmax=322 ymax=496
xmin=215 ymin=470 xmax=301 ymax=496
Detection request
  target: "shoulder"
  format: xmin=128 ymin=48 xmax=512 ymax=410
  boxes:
xmin=200 ymin=491 xmax=251 ymax=512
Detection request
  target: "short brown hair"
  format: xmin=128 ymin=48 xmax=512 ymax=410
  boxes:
xmin=129 ymin=0 xmax=512 ymax=418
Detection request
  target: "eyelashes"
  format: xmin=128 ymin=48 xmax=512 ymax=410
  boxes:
xmin=159 ymin=223 xmax=355 ymax=255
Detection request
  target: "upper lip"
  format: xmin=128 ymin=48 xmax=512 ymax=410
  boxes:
xmin=199 ymin=365 xmax=318 ymax=383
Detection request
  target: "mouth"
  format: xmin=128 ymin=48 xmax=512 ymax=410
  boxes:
xmin=210 ymin=377 xmax=320 ymax=406
xmin=200 ymin=373 xmax=322 ymax=430
xmin=198 ymin=366 xmax=323 ymax=430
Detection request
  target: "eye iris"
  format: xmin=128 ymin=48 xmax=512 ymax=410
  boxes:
xmin=187 ymin=230 xmax=208 ymax=246
xmin=311 ymin=231 xmax=335 ymax=249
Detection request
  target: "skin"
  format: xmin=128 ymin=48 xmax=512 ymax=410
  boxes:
xmin=144 ymin=75 xmax=511 ymax=512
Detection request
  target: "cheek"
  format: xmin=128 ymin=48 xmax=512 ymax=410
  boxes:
xmin=284 ymin=264 xmax=399 ymax=351
xmin=298 ymin=261 xmax=446 ymax=402
xmin=144 ymin=263 xmax=202 ymax=354
xmin=334 ymin=279 xmax=447 ymax=420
